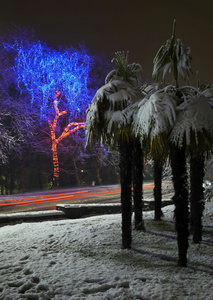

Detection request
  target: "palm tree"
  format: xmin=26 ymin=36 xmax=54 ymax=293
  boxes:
xmin=152 ymin=17 xmax=213 ymax=262
xmin=86 ymin=51 xmax=144 ymax=248
xmin=151 ymin=19 xmax=195 ymax=266
xmin=152 ymin=19 xmax=192 ymax=226
xmin=133 ymin=20 xmax=202 ymax=265
xmin=170 ymin=90 xmax=213 ymax=243
xmin=133 ymin=87 xmax=178 ymax=225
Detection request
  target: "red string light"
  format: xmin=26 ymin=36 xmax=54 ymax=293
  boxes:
xmin=48 ymin=91 xmax=85 ymax=178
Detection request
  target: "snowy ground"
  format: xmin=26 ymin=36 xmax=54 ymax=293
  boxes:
xmin=0 ymin=203 xmax=213 ymax=300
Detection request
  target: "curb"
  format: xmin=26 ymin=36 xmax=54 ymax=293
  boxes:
xmin=56 ymin=203 xmax=122 ymax=218
xmin=0 ymin=199 xmax=174 ymax=225
xmin=55 ymin=199 xmax=174 ymax=218
xmin=0 ymin=210 xmax=66 ymax=225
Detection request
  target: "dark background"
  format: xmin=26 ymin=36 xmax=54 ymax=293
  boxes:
xmin=1 ymin=0 xmax=213 ymax=84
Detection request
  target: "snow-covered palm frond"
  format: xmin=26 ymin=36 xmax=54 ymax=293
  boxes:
xmin=106 ymin=110 xmax=128 ymax=134
xmin=104 ymin=110 xmax=128 ymax=148
xmin=202 ymin=87 xmax=213 ymax=108
xmin=140 ymin=82 xmax=165 ymax=97
xmin=105 ymin=69 xmax=121 ymax=84
xmin=86 ymin=51 xmax=143 ymax=148
xmin=106 ymin=101 xmax=140 ymax=148
xmin=152 ymin=40 xmax=173 ymax=82
xmin=152 ymin=20 xmax=192 ymax=87
xmin=133 ymin=89 xmax=177 ymax=158
xmin=169 ymin=94 xmax=213 ymax=156
xmin=133 ymin=90 xmax=177 ymax=138
xmin=175 ymin=39 xmax=192 ymax=80
xmin=105 ymin=51 xmax=143 ymax=88
xmin=85 ymin=80 xmax=141 ymax=148
xmin=106 ymin=81 xmax=140 ymax=110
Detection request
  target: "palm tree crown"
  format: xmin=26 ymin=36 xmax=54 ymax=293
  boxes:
xmin=152 ymin=19 xmax=192 ymax=87
xmin=85 ymin=52 xmax=143 ymax=149
xmin=169 ymin=88 xmax=213 ymax=157
xmin=132 ymin=85 xmax=177 ymax=159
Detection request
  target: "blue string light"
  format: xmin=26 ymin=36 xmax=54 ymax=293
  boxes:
xmin=4 ymin=40 xmax=93 ymax=121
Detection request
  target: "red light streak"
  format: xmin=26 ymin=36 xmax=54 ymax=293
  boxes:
xmin=0 ymin=184 xmax=154 ymax=208
xmin=14 ymin=189 xmax=122 ymax=207
xmin=0 ymin=190 xmax=89 ymax=207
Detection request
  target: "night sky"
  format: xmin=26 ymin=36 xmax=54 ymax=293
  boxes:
xmin=1 ymin=0 xmax=213 ymax=84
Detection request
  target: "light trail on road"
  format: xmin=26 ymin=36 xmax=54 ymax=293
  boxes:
xmin=0 ymin=190 xmax=89 ymax=207
xmin=0 ymin=184 xmax=154 ymax=209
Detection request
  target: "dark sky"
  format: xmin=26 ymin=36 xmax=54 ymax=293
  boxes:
xmin=1 ymin=0 xmax=213 ymax=84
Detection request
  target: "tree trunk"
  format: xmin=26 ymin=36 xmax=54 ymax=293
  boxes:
xmin=94 ymin=161 xmax=102 ymax=185
xmin=190 ymin=155 xmax=205 ymax=243
xmin=120 ymin=140 xmax=132 ymax=249
xmin=37 ymin=154 xmax=43 ymax=190
xmin=71 ymin=154 xmax=81 ymax=187
xmin=0 ymin=166 xmax=4 ymax=195
xmin=170 ymin=145 xmax=189 ymax=267
xmin=20 ymin=163 xmax=26 ymax=193
xmin=132 ymin=140 xmax=145 ymax=230
xmin=5 ymin=171 xmax=9 ymax=195
xmin=9 ymin=163 xmax=15 ymax=194
xmin=153 ymin=159 xmax=163 ymax=220
xmin=52 ymin=141 xmax=59 ymax=187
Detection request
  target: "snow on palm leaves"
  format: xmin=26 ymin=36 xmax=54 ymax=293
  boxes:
xmin=86 ymin=42 xmax=213 ymax=159
xmin=86 ymin=51 xmax=143 ymax=149
xmin=133 ymin=87 xmax=177 ymax=158
xmin=105 ymin=51 xmax=143 ymax=87
xmin=152 ymin=19 xmax=192 ymax=87
xmin=169 ymin=89 xmax=213 ymax=157
xmin=86 ymin=83 xmax=213 ymax=161
xmin=132 ymin=85 xmax=213 ymax=159
xmin=150 ymin=19 xmax=213 ymax=159
xmin=85 ymin=80 xmax=141 ymax=148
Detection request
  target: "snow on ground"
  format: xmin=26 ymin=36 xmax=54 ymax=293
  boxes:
xmin=0 ymin=203 xmax=213 ymax=300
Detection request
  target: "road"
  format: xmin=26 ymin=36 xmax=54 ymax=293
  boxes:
xmin=0 ymin=183 xmax=156 ymax=214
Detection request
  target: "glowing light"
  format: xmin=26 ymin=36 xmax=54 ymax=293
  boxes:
xmin=3 ymin=38 xmax=94 ymax=185
xmin=0 ymin=184 xmax=154 ymax=208
xmin=48 ymin=91 xmax=85 ymax=179
xmin=4 ymin=40 xmax=93 ymax=120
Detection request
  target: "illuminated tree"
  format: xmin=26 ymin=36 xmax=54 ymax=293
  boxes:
xmin=3 ymin=39 xmax=92 ymax=120
xmin=0 ymin=31 xmax=39 ymax=193
xmin=0 ymin=91 xmax=39 ymax=193
xmin=48 ymin=91 xmax=84 ymax=186
xmin=0 ymin=26 xmax=114 ymax=192
xmin=2 ymin=35 xmax=94 ymax=185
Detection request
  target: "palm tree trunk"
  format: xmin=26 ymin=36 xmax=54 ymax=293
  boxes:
xmin=170 ymin=144 xmax=189 ymax=267
xmin=120 ymin=140 xmax=132 ymax=249
xmin=190 ymin=155 xmax=205 ymax=243
xmin=132 ymin=140 xmax=145 ymax=230
xmin=153 ymin=159 xmax=163 ymax=220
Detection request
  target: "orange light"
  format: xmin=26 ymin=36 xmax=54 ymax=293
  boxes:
xmin=48 ymin=91 xmax=85 ymax=179
xmin=0 ymin=184 xmax=154 ymax=209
